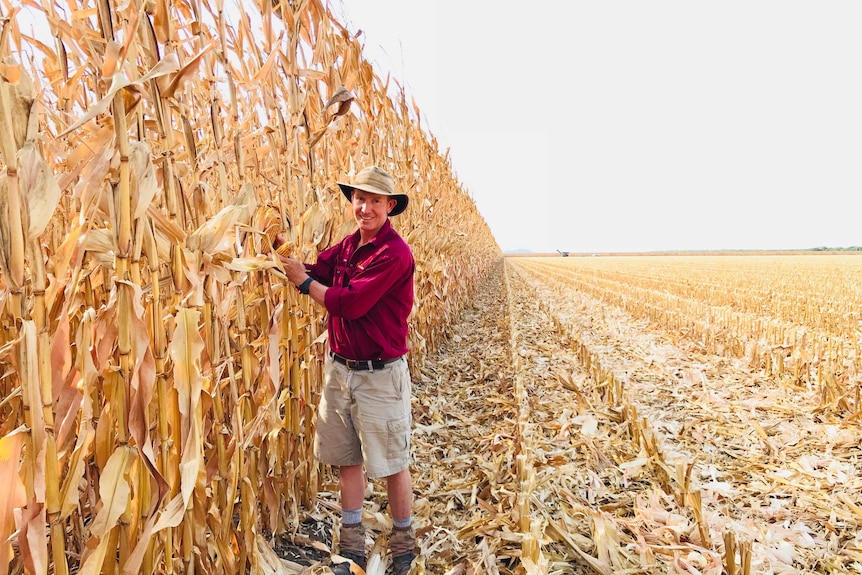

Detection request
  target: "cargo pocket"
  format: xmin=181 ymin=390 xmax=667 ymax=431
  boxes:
xmin=387 ymin=417 xmax=410 ymax=459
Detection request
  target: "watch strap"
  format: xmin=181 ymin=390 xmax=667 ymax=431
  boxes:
xmin=298 ymin=277 xmax=314 ymax=294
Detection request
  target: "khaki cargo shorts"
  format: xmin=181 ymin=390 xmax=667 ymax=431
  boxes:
xmin=314 ymin=355 xmax=412 ymax=478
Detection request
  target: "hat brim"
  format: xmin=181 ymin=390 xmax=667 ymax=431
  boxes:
xmin=338 ymin=183 xmax=409 ymax=217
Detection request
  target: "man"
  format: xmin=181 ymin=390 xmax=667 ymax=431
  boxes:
xmin=278 ymin=166 xmax=416 ymax=575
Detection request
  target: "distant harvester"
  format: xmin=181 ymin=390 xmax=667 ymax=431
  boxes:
xmin=556 ymin=250 xmax=570 ymax=257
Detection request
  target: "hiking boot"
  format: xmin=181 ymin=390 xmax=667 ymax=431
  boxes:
xmin=333 ymin=523 xmax=366 ymax=573
xmin=389 ymin=525 xmax=416 ymax=575
xmin=330 ymin=551 xmax=366 ymax=575
xmin=391 ymin=552 xmax=415 ymax=575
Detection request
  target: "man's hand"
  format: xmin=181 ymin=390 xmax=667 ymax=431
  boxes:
xmin=278 ymin=255 xmax=309 ymax=286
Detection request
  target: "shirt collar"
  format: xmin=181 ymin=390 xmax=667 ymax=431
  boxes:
xmin=351 ymin=219 xmax=392 ymax=248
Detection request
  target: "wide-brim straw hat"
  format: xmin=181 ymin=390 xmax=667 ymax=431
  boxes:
xmin=337 ymin=166 xmax=409 ymax=217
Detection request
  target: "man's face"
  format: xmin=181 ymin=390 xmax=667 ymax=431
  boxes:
xmin=352 ymin=189 xmax=396 ymax=236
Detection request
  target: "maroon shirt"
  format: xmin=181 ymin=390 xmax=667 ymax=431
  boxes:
xmin=306 ymin=220 xmax=414 ymax=361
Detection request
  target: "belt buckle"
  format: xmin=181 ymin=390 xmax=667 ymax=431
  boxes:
xmin=345 ymin=358 xmax=359 ymax=370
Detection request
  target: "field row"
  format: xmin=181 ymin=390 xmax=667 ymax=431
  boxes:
xmin=510 ymin=255 xmax=862 ymax=414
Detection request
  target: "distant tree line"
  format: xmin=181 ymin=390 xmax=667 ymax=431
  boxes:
xmin=811 ymin=246 xmax=862 ymax=251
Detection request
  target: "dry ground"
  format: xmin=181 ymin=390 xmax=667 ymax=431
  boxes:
xmin=274 ymin=259 xmax=862 ymax=575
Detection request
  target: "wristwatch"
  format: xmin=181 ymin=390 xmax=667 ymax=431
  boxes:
xmin=298 ymin=277 xmax=314 ymax=294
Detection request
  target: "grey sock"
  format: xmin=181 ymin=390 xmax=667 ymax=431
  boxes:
xmin=342 ymin=508 xmax=362 ymax=525
xmin=393 ymin=517 xmax=412 ymax=529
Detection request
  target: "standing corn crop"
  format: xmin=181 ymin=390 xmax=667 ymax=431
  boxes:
xmin=0 ymin=1 xmax=500 ymax=574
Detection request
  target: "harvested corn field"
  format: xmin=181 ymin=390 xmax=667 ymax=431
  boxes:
xmin=498 ymin=255 xmax=862 ymax=574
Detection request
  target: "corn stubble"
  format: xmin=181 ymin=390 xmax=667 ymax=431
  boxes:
xmin=503 ymin=256 xmax=862 ymax=573
xmin=0 ymin=1 xmax=498 ymax=574
xmin=519 ymin=254 xmax=862 ymax=408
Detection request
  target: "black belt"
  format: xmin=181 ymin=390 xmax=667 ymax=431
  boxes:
xmin=330 ymin=352 xmax=402 ymax=370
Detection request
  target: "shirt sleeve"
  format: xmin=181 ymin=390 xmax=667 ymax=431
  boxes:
xmin=306 ymin=243 xmax=339 ymax=286
xmin=323 ymin=245 xmax=411 ymax=320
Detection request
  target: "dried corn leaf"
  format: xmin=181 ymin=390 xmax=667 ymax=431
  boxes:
xmin=170 ymin=307 xmax=205 ymax=505
xmin=59 ymin=55 xmax=180 ymax=137
xmin=187 ymin=183 xmax=256 ymax=254
xmin=88 ymin=446 xmax=135 ymax=538
xmin=17 ymin=141 xmax=61 ymax=239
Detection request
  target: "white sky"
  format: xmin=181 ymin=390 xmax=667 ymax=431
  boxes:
xmin=333 ymin=1 xmax=862 ymax=253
